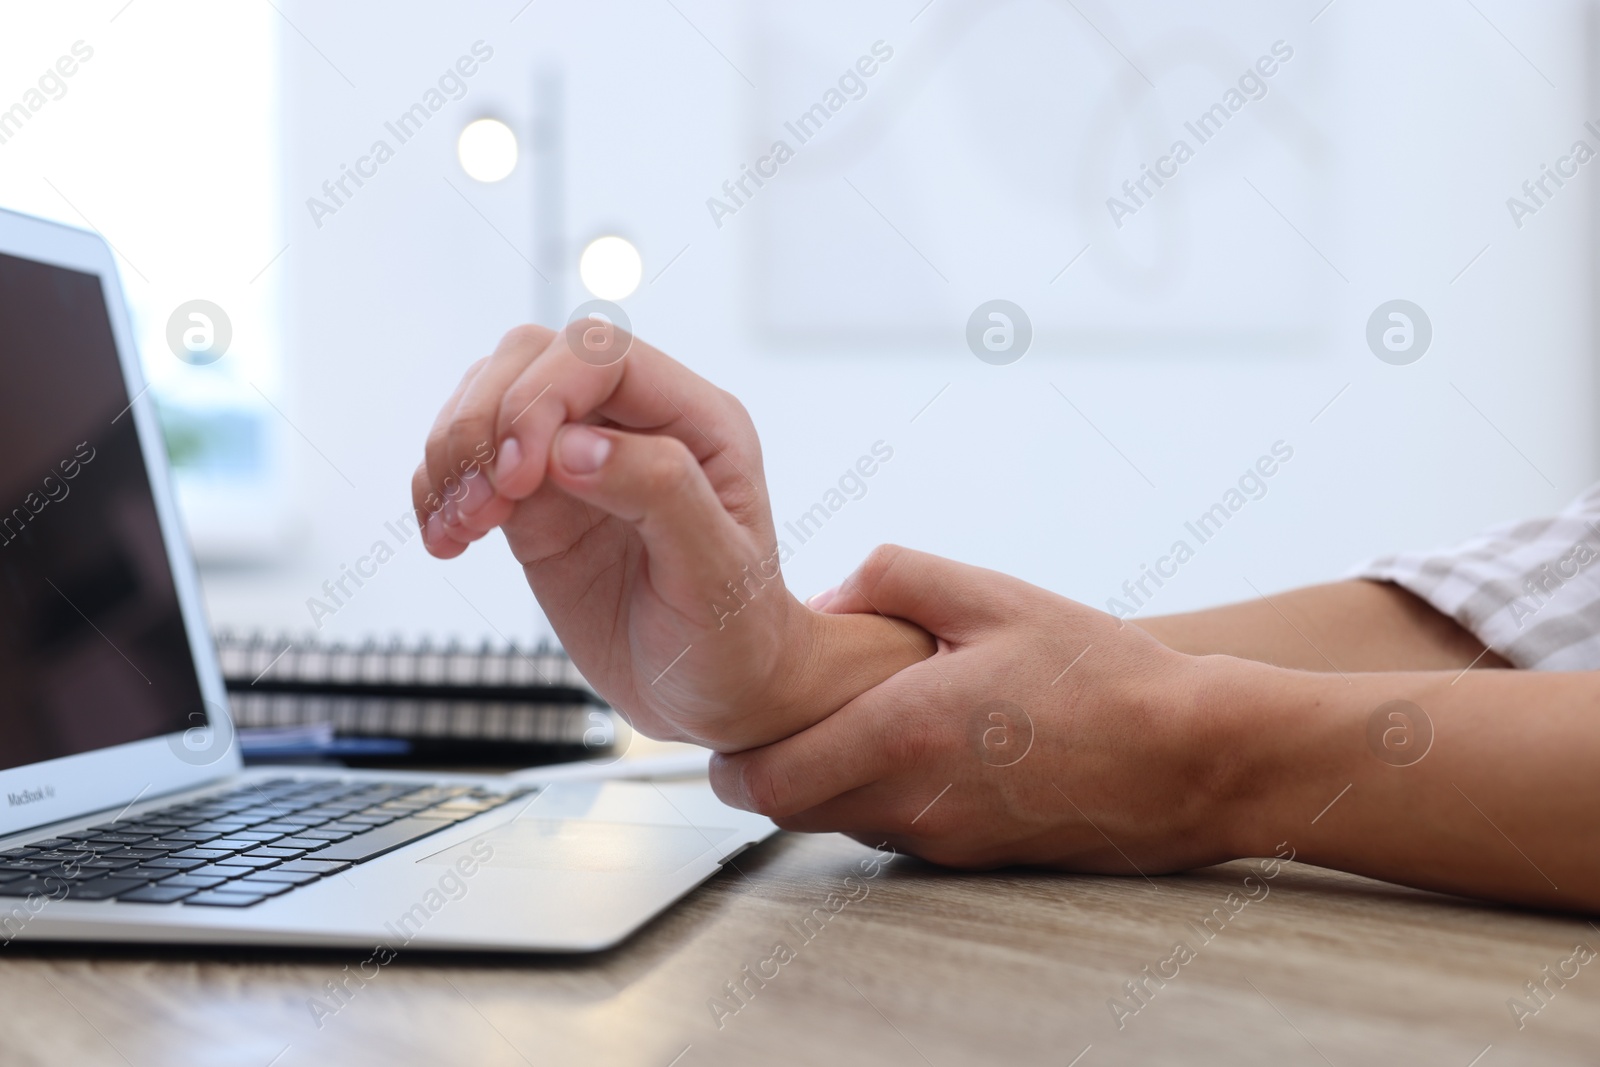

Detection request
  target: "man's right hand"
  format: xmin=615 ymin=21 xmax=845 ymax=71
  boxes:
xmin=411 ymin=321 xmax=932 ymax=752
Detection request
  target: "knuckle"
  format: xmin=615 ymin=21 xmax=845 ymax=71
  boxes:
xmin=423 ymin=424 xmax=452 ymax=466
xmin=496 ymin=384 xmax=541 ymax=431
xmin=499 ymin=323 xmax=556 ymax=354
xmin=717 ymin=387 xmax=752 ymax=424
xmin=409 ymin=464 xmax=433 ymax=498
xmin=860 ymin=543 xmax=906 ymax=583
xmin=448 ymin=407 xmax=496 ymax=458
xmin=643 ymin=436 xmax=696 ymax=494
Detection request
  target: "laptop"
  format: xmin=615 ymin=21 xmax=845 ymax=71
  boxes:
xmin=0 ymin=206 xmax=773 ymax=952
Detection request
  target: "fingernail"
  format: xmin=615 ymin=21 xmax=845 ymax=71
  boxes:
xmin=442 ymin=497 xmax=461 ymax=528
xmin=425 ymin=511 xmax=444 ymax=549
xmin=806 ymin=586 xmax=839 ymax=611
xmin=557 ymin=425 xmax=611 ymax=475
xmin=459 ymin=470 xmax=493 ymax=516
xmin=494 ymin=437 xmax=522 ymax=485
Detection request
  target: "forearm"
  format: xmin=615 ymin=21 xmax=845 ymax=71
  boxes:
xmin=1209 ymin=658 xmax=1600 ymax=910
xmin=1135 ymin=579 xmax=1508 ymax=672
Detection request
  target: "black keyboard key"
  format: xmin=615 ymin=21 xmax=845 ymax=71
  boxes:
xmin=88 ymin=832 xmax=154 ymax=845
xmin=0 ymin=878 xmax=63 ymax=897
xmin=342 ymin=813 xmax=397 ymax=826
xmin=100 ymin=848 xmax=166 ymax=860
xmin=143 ymin=815 xmax=210 ymax=829
xmin=244 ymin=847 xmax=306 ymax=859
xmin=116 ymin=885 xmax=198 ymax=904
xmin=224 ymin=831 xmax=286 ymax=843
xmin=273 ymin=859 xmax=351 ymax=876
xmin=245 ymin=869 xmax=320 ymax=885
xmin=204 ymin=839 xmax=269 ymax=853
xmin=183 ymin=891 xmax=269 ymax=907
xmin=121 ymin=867 xmax=181 ymax=883
xmin=143 ymin=839 xmax=206 ymax=852
xmin=231 ymin=878 xmax=294 ymax=897
xmin=166 ymin=831 xmax=223 ymax=843
xmin=173 ymin=848 xmax=235 ymax=861
xmin=186 ymin=865 xmax=253 ymax=881
xmin=77 ymin=858 xmax=141 ymax=872
xmin=305 ymin=818 xmax=456 ymax=864
xmin=144 ymin=857 xmax=207 ymax=871
xmin=297 ymin=829 xmax=355 ymax=843
xmin=0 ymin=859 xmax=60 ymax=874
xmin=160 ymin=875 xmax=229 ymax=890
xmin=64 ymin=877 xmax=146 ymax=900
xmin=272 ymin=837 xmax=335 ymax=850
xmin=211 ymin=855 xmax=281 ymax=869
xmin=24 ymin=838 xmax=73 ymax=850
xmin=250 ymin=822 xmax=313 ymax=835
xmin=189 ymin=822 xmax=251 ymax=833
xmin=41 ymin=867 xmax=94 ymax=882
xmin=0 ymin=870 xmax=31 ymax=884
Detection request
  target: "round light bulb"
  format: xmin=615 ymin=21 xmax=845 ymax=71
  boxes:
xmin=457 ymin=118 xmax=518 ymax=182
xmin=579 ymin=235 xmax=643 ymax=300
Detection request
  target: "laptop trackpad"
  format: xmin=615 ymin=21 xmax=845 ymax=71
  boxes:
xmin=419 ymin=818 xmax=735 ymax=874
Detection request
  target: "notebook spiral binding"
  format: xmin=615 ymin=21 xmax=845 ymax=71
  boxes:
xmin=214 ymin=631 xmax=608 ymax=748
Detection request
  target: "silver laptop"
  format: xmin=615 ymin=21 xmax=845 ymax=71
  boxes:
xmin=0 ymin=207 xmax=773 ymax=952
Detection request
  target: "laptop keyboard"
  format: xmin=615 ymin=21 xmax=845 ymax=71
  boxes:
xmin=0 ymin=778 xmax=532 ymax=909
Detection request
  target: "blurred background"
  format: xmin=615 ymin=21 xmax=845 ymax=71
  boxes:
xmin=0 ymin=0 xmax=1594 ymax=645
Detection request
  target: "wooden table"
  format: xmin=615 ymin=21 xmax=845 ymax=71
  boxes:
xmin=1 ymin=826 xmax=1596 ymax=1067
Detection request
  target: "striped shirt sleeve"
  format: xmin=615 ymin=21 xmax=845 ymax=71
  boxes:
xmin=1351 ymin=482 xmax=1600 ymax=670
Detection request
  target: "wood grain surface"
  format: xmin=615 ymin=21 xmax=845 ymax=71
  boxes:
xmin=0 ymin=827 xmax=1596 ymax=1067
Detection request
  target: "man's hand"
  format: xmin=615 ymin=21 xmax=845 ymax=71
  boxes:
xmin=412 ymin=323 xmax=932 ymax=751
xmin=712 ymin=546 xmax=1600 ymax=910
xmin=708 ymin=545 xmax=1240 ymax=872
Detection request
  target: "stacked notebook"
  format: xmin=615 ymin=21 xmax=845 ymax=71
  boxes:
xmin=215 ymin=632 xmax=615 ymax=766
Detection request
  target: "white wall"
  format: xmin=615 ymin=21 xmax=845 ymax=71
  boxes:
xmin=195 ymin=0 xmax=1598 ymax=645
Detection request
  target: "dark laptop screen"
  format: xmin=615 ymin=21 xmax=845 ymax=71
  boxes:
xmin=0 ymin=251 xmax=205 ymax=771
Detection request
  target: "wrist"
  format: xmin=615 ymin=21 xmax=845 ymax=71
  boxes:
xmin=766 ymin=595 xmax=935 ymax=741
xmin=1197 ymin=657 xmax=1370 ymax=861
xmin=1182 ymin=654 xmax=1305 ymax=862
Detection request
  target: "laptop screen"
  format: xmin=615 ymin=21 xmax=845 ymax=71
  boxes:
xmin=0 ymin=251 xmax=205 ymax=772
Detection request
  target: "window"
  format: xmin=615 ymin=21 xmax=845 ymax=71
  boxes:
xmin=0 ymin=3 xmax=288 ymax=562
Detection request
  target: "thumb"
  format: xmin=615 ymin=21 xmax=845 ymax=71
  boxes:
xmin=816 ymin=544 xmax=1008 ymax=639
xmin=546 ymin=423 xmax=759 ymax=605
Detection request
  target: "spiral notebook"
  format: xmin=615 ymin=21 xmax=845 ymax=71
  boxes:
xmin=216 ymin=632 xmax=614 ymax=765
